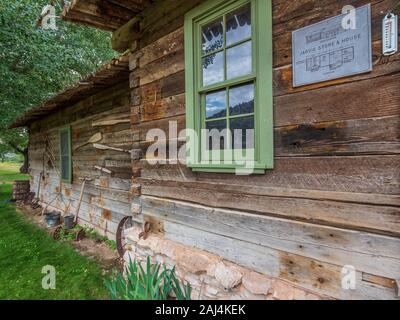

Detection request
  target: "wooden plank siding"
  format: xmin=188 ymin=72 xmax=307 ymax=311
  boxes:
xmin=127 ymin=0 xmax=400 ymax=300
xmin=23 ymin=0 xmax=399 ymax=300
xmin=28 ymin=81 xmax=132 ymax=237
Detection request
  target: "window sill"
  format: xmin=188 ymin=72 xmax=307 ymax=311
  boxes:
xmin=188 ymin=162 xmax=271 ymax=175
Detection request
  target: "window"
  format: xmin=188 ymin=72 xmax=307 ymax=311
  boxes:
xmin=185 ymin=0 xmax=273 ymax=174
xmin=59 ymin=126 xmax=72 ymax=183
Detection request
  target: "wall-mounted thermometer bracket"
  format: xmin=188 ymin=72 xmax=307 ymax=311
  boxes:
xmin=383 ymin=12 xmax=398 ymax=56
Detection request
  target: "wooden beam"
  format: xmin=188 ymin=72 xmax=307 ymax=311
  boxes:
xmin=112 ymin=16 xmax=141 ymax=52
xmin=106 ymin=0 xmax=147 ymax=12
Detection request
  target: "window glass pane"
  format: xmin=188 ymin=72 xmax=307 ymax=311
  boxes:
xmin=229 ymin=83 xmax=254 ymax=116
xmin=60 ymin=131 xmax=69 ymax=155
xmin=61 ymin=155 xmax=70 ymax=180
xmin=227 ymin=41 xmax=252 ymax=80
xmin=226 ymin=4 xmax=251 ymax=46
xmin=230 ymin=116 xmax=254 ymax=149
xmin=202 ymin=18 xmax=224 ymax=55
xmin=202 ymin=51 xmax=224 ymax=86
xmin=206 ymin=119 xmax=227 ymax=150
xmin=206 ymin=90 xmax=226 ymax=120
xmin=60 ymin=129 xmax=70 ymax=181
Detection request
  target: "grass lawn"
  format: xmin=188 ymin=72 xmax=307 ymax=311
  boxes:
xmin=0 ymin=162 xmax=28 ymax=183
xmin=0 ymin=163 xmax=109 ymax=300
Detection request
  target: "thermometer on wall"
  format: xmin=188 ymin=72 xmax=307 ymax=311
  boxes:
xmin=382 ymin=12 xmax=398 ymax=56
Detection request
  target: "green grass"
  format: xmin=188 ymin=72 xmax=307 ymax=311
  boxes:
xmin=0 ymin=163 xmax=108 ymax=300
xmin=0 ymin=162 xmax=29 ymax=183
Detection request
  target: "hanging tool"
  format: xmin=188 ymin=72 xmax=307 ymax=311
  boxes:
xmin=92 ymin=119 xmax=130 ymax=127
xmin=43 ymin=134 xmax=61 ymax=178
xmin=74 ymin=132 xmax=102 ymax=151
xmin=31 ymin=172 xmax=43 ymax=209
xmin=74 ymin=178 xmax=92 ymax=224
xmin=93 ymin=143 xmax=131 ymax=154
xmin=94 ymin=165 xmax=113 ymax=175
xmin=139 ymin=222 xmax=151 ymax=240
xmin=40 ymin=134 xmax=66 ymax=215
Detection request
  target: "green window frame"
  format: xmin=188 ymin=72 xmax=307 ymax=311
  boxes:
xmin=184 ymin=0 xmax=273 ymax=174
xmin=59 ymin=126 xmax=72 ymax=183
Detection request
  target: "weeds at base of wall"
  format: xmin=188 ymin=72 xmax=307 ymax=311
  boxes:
xmin=105 ymin=257 xmax=192 ymax=300
xmin=58 ymin=225 xmax=117 ymax=251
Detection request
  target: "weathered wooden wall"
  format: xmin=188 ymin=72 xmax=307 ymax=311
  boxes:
xmin=128 ymin=0 xmax=400 ymax=299
xmin=28 ymin=81 xmax=132 ymax=237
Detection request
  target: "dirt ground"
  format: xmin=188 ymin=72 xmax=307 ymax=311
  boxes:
xmin=16 ymin=203 xmax=121 ymax=272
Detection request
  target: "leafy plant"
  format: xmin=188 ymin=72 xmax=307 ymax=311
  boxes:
xmin=58 ymin=225 xmax=82 ymax=242
xmin=83 ymin=227 xmax=117 ymax=251
xmin=105 ymin=257 xmax=192 ymax=300
xmin=105 ymin=239 xmax=117 ymax=251
xmin=57 ymin=225 xmax=117 ymax=251
xmin=59 ymin=228 xmax=74 ymax=241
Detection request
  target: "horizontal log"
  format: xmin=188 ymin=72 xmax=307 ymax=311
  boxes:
xmin=272 ymin=0 xmax=399 ymax=67
xmin=136 ymin=114 xmax=400 ymax=157
xmin=139 ymin=155 xmax=400 ymax=195
xmin=163 ymin=221 xmax=398 ymax=300
xmin=275 ymin=115 xmax=400 ymax=156
xmin=139 ymin=27 xmax=184 ymax=67
xmin=29 ymin=168 xmax=131 ymax=192
xmin=274 ymin=73 xmax=400 ymax=126
xmin=140 ymin=93 xmax=185 ymax=123
xmin=137 ymin=49 xmax=184 ymax=86
xmin=141 ymin=196 xmax=400 ymax=278
xmin=134 ymin=67 xmax=399 ymax=129
xmin=140 ymin=0 xmax=202 ymax=47
xmin=37 ymin=185 xmax=130 ymax=218
xmin=140 ymin=179 xmax=400 ymax=235
xmin=139 ymin=71 xmax=185 ymax=103
xmin=112 ymin=17 xmax=141 ymax=52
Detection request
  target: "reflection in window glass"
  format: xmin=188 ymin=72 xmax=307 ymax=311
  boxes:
xmin=226 ymin=4 xmax=251 ymax=46
xmin=61 ymin=155 xmax=70 ymax=180
xmin=230 ymin=116 xmax=254 ymax=149
xmin=203 ymin=51 xmax=224 ymax=86
xmin=60 ymin=130 xmax=71 ymax=181
xmin=206 ymin=90 xmax=226 ymax=120
xmin=227 ymin=41 xmax=252 ymax=80
xmin=206 ymin=119 xmax=227 ymax=150
xmin=202 ymin=18 xmax=224 ymax=55
xmin=60 ymin=131 xmax=69 ymax=155
xmin=229 ymin=83 xmax=254 ymax=116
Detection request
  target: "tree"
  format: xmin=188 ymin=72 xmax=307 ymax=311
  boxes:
xmin=0 ymin=141 xmax=10 ymax=163
xmin=0 ymin=0 xmax=116 ymax=172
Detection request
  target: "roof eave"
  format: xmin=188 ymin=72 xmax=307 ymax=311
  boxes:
xmin=9 ymin=54 xmax=130 ymax=129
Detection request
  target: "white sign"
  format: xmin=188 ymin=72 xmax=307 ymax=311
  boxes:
xmin=292 ymin=4 xmax=372 ymax=87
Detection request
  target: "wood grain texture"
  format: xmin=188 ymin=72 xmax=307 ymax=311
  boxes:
xmin=27 ymin=0 xmax=400 ymax=300
xmin=164 ymin=221 xmax=399 ymax=300
xmin=28 ymin=80 xmax=132 ymax=236
xmin=139 ymin=155 xmax=400 ymax=195
xmin=140 ymin=196 xmax=400 ymax=279
xmin=140 ymin=179 xmax=400 ymax=235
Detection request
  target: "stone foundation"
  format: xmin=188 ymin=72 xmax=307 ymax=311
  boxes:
xmin=124 ymin=227 xmax=325 ymax=300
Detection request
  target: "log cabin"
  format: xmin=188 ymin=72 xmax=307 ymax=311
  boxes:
xmin=10 ymin=0 xmax=400 ymax=300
